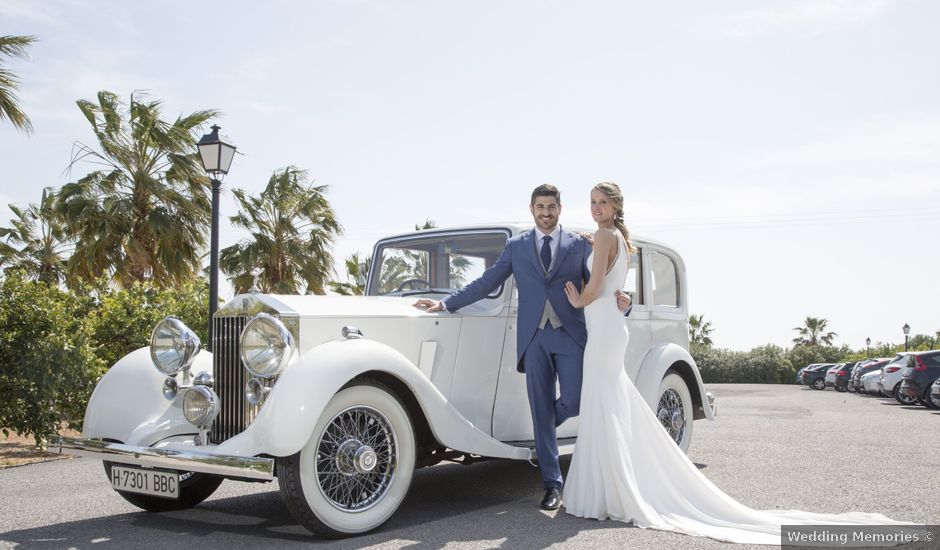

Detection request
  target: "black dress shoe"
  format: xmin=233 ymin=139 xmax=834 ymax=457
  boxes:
xmin=540 ymin=487 xmax=562 ymax=510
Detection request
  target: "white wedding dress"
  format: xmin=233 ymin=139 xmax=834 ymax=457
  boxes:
xmin=563 ymin=231 xmax=908 ymax=544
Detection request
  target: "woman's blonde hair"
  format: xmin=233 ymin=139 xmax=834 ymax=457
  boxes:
xmin=593 ymin=181 xmax=637 ymax=253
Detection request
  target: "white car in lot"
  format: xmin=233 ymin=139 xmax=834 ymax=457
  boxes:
xmin=879 ymin=353 xmax=912 ymax=401
xmin=861 ymin=369 xmax=883 ymax=394
xmin=58 ymin=224 xmax=716 ymax=537
xmin=824 ymin=363 xmax=842 ymax=388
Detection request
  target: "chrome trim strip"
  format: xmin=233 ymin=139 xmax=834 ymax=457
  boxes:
xmin=56 ymin=437 xmax=274 ymax=481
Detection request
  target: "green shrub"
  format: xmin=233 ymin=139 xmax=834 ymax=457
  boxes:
xmin=0 ymin=274 xmax=210 ymax=448
xmin=86 ymin=279 xmax=210 ymax=367
xmin=0 ymin=271 xmax=105 ymax=448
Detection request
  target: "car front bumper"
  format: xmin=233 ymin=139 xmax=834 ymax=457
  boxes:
xmin=56 ymin=437 xmax=275 ymax=481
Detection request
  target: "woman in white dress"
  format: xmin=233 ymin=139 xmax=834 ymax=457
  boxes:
xmin=561 ymin=182 xmax=909 ymax=545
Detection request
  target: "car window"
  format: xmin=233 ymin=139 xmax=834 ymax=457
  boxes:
xmin=624 ymin=248 xmax=643 ymax=305
xmin=650 ymin=250 xmax=679 ymax=307
xmin=371 ymin=231 xmax=508 ymax=297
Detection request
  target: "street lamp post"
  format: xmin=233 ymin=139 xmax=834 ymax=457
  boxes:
xmin=865 ymin=337 xmax=871 ymax=358
xmin=196 ymin=125 xmax=236 ymax=351
xmin=902 ymin=323 xmax=911 ymax=352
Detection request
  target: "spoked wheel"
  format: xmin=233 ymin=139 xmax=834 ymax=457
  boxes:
xmin=278 ymin=380 xmax=416 ymax=538
xmin=812 ymin=379 xmax=826 ymax=390
xmin=656 ymin=371 xmax=693 ymax=453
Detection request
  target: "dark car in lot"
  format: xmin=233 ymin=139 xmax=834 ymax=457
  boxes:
xmin=851 ymin=359 xmax=889 ymax=393
xmin=900 ymin=350 xmax=940 ymax=409
xmin=801 ymin=363 xmax=835 ymax=390
xmin=797 ymin=364 xmax=820 ymax=385
xmin=832 ymin=361 xmax=859 ymax=392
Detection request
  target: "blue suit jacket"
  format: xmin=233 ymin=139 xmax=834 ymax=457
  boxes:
xmin=443 ymin=227 xmax=592 ymax=372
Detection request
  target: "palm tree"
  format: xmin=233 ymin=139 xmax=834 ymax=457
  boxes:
xmin=55 ymin=91 xmax=217 ymax=287
xmin=220 ymin=166 xmax=342 ymax=295
xmin=329 ymin=252 xmax=370 ymax=296
xmin=689 ymin=314 xmax=714 ymax=346
xmin=0 ymin=35 xmax=36 ymax=133
xmin=792 ymin=317 xmax=837 ymax=346
xmin=0 ymin=188 xmax=71 ymax=285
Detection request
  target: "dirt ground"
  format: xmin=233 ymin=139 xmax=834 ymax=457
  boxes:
xmin=0 ymin=429 xmax=79 ymax=469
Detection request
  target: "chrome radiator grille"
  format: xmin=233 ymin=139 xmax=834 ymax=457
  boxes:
xmin=209 ymin=316 xmax=259 ymax=443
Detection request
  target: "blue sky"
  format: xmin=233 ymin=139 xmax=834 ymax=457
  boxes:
xmin=1 ymin=0 xmax=938 ymax=350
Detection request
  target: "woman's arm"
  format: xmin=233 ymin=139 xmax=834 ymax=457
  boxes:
xmin=564 ymin=230 xmax=615 ymax=308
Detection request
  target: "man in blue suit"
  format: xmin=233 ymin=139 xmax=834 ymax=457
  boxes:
xmin=414 ymin=184 xmax=630 ymax=510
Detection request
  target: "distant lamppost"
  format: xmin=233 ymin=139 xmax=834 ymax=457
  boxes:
xmin=865 ymin=337 xmax=871 ymax=358
xmin=902 ymin=323 xmax=911 ymax=352
xmin=197 ymin=125 xmax=237 ymax=350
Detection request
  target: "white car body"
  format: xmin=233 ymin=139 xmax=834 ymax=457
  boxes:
xmin=824 ymin=364 xmax=842 ymax=387
xmin=861 ymin=369 xmax=883 ymax=394
xmin=879 ymin=354 xmax=911 ymax=397
xmin=60 ymin=224 xmax=716 ymax=537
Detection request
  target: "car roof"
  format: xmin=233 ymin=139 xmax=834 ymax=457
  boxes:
xmin=373 ymin=223 xmax=680 ymax=256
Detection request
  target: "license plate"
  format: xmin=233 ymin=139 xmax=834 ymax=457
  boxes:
xmin=111 ymin=465 xmax=179 ymax=499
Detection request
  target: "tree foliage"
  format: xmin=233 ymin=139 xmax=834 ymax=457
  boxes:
xmin=0 ymin=271 xmax=104 ymax=448
xmin=689 ymin=314 xmax=714 ymax=346
xmin=55 ymin=90 xmax=217 ymax=288
xmin=220 ymin=166 xmax=342 ymax=295
xmin=328 ymin=252 xmax=369 ymax=296
xmin=0 ymin=34 xmax=35 ymax=133
xmin=0 ymin=188 xmax=72 ymax=285
xmin=0 ymin=272 xmax=210 ymax=447
xmin=792 ymin=316 xmax=837 ymax=346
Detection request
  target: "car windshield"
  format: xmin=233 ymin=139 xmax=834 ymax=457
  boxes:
xmin=370 ymin=231 xmax=509 ymax=297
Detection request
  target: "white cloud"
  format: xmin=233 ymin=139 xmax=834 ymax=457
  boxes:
xmin=723 ymin=0 xmax=895 ymax=36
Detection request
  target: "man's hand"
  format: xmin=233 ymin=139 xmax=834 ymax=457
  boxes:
xmin=413 ymin=298 xmax=445 ymax=312
xmin=615 ymin=290 xmax=632 ymax=313
xmin=578 ymin=231 xmax=595 ymax=246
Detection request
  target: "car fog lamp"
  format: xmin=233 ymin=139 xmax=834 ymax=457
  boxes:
xmin=182 ymin=385 xmax=219 ymax=428
xmin=239 ymin=313 xmax=295 ymax=378
xmin=246 ymin=378 xmax=270 ymax=406
xmin=162 ymin=377 xmax=179 ymax=400
xmin=150 ymin=317 xmax=201 ymax=376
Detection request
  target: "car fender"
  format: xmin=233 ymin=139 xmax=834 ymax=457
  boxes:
xmin=83 ymin=347 xmax=212 ymax=446
xmin=634 ymin=342 xmax=715 ymax=421
xmin=215 ymin=338 xmax=531 ymax=460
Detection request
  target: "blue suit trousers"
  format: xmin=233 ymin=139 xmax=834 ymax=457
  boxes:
xmin=524 ymin=323 xmax=584 ymax=490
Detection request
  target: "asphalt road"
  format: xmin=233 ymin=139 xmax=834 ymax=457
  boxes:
xmin=2 ymin=384 xmax=938 ymax=550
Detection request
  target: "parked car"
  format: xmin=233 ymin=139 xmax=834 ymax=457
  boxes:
xmin=880 ymin=353 xmax=912 ymax=402
xmin=57 ymin=224 xmax=717 ymax=537
xmin=824 ymin=363 xmax=842 ymax=388
xmin=801 ymin=363 xmax=834 ymax=390
xmin=931 ymin=378 xmax=940 ymax=408
xmin=861 ymin=369 xmax=884 ymax=395
xmin=851 ymin=359 xmax=889 ymax=393
xmin=830 ymin=362 xmax=858 ymax=392
xmin=899 ymin=350 xmax=940 ymax=409
xmin=796 ymin=363 xmax=820 ymax=385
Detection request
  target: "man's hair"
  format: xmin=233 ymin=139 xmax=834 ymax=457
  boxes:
xmin=530 ymin=184 xmax=561 ymax=205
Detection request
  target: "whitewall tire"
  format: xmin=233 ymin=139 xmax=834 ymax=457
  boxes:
xmin=278 ymin=380 xmax=416 ymax=538
xmin=656 ymin=371 xmax=694 ymax=453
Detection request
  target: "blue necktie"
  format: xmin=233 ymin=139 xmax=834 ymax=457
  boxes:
xmin=540 ymin=235 xmax=552 ymax=272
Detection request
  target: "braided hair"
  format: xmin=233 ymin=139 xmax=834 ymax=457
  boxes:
xmin=593 ymin=182 xmax=637 ymax=254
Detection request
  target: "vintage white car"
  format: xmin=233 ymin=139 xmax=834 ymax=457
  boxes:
xmin=59 ymin=223 xmax=717 ymax=537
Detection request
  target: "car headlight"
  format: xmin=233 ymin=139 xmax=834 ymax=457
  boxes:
xmin=150 ymin=317 xmax=201 ymax=376
xmin=239 ymin=313 xmax=295 ymax=378
xmin=183 ymin=386 xmax=219 ymax=428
